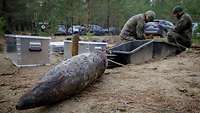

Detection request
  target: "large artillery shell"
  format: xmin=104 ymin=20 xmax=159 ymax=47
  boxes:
xmin=16 ymin=52 xmax=107 ymax=110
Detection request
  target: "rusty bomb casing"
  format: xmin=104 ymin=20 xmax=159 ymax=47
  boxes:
xmin=16 ymin=52 xmax=107 ymax=110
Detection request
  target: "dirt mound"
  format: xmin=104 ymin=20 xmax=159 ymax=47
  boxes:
xmin=0 ymin=38 xmax=5 ymax=52
xmin=0 ymin=54 xmax=18 ymax=76
xmin=0 ymin=49 xmax=200 ymax=113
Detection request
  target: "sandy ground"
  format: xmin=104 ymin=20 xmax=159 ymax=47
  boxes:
xmin=0 ymin=48 xmax=200 ymax=113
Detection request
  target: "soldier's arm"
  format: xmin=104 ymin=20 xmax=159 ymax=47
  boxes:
xmin=120 ymin=24 xmax=130 ymax=40
xmin=174 ymin=16 xmax=190 ymax=33
xmin=120 ymin=17 xmax=133 ymax=40
xmin=136 ymin=22 xmax=145 ymax=40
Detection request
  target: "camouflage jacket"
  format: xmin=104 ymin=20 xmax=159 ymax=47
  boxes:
xmin=120 ymin=14 xmax=145 ymax=40
xmin=174 ymin=13 xmax=193 ymax=42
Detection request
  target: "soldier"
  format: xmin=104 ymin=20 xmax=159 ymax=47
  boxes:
xmin=167 ymin=6 xmax=193 ymax=48
xmin=120 ymin=10 xmax=156 ymax=41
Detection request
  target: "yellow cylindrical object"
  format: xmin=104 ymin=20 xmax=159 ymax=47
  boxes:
xmin=72 ymin=34 xmax=79 ymax=56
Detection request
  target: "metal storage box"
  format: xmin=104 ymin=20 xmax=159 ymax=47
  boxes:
xmin=50 ymin=42 xmax=64 ymax=53
xmin=5 ymin=34 xmax=51 ymax=67
xmin=64 ymin=40 xmax=107 ymax=59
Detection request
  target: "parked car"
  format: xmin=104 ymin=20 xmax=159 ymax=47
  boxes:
xmin=68 ymin=25 xmax=86 ymax=35
xmin=192 ymin=22 xmax=199 ymax=33
xmin=192 ymin=23 xmax=200 ymax=36
xmin=88 ymin=24 xmax=105 ymax=36
xmin=192 ymin=23 xmax=198 ymax=31
xmin=103 ymin=27 xmax=120 ymax=35
xmin=145 ymin=22 xmax=165 ymax=37
xmin=145 ymin=19 xmax=175 ymax=37
xmin=155 ymin=19 xmax=175 ymax=32
xmin=54 ymin=24 xmax=67 ymax=36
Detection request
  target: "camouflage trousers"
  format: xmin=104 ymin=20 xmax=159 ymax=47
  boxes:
xmin=120 ymin=36 xmax=136 ymax=42
xmin=167 ymin=31 xmax=191 ymax=48
xmin=120 ymin=34 xmax=145 ymax=42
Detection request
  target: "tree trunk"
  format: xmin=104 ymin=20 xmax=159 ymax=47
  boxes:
xmin=107 ymin=0 xmax=110 ymax=32
xmin=85 ymin=0 xmax=91 ymax=28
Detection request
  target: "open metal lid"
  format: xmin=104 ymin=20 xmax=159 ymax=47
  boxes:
xmin=5 ymin=34 xmax=51 ymax=40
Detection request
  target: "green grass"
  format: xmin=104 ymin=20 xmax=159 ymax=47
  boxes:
xmin=192 ymin=36 xmax=200 ymax=45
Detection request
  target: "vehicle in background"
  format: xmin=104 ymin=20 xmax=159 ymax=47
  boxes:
xmin=68 ymin=25 xmax=86 ymax=35
xmin=88 ymin=24 xmax=105 ymax=36
xmin=67 ymin=25 xmax=115 ymax=36
xmin=192 ymin=23 xmax=198 ymax=32
xmin=192 ymin=23 xmax=200 ymax=36
xmin=54 ymin=24 xmax=68 ymax=36
xmin=145 ymin=22 xmax=165 ymax=37
xmin=192 ymin=23 xmax=199 ymax=33
xmin=144 ymin=19 xmax=175 ymax=37
xmin=155 ymin=20 xmax=174 ymax=32
xmin=103 ymin=27 xmax=120 ymax=35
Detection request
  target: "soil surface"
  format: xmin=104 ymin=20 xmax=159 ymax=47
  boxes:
xmin=0 ymin=49 xmax=200 ymax=113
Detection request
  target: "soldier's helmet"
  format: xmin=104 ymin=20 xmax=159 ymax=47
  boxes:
xmin=172 ymin=6 xmax=183 ymax=14
xmin=145 ymin=10 xmax=156 ymax=22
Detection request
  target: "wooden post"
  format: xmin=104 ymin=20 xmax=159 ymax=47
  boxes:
xmin=72 ymin=33 xmax=79 ymax=56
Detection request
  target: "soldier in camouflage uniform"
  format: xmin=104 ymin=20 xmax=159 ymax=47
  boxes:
xmin=120 ymin=10 xmax=156 ymax=41
xmin=167 ymin=6 xmax=193 ymax=48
